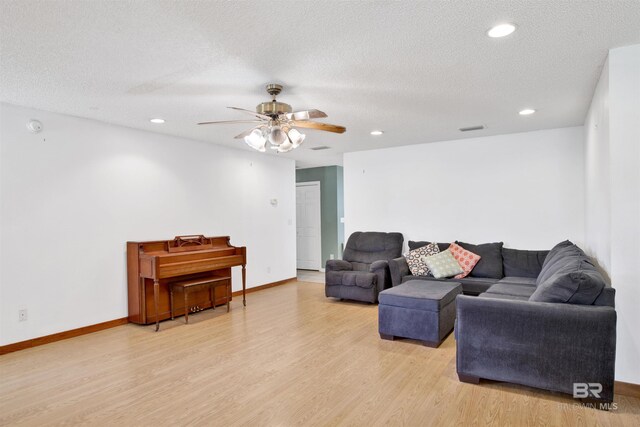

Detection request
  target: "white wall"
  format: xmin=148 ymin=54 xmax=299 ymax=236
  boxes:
xmin=586 ymin=44 xmax=640 ymax=385
xmin=344 ymin=127 xmax=585 ymax=251
xmin=584 ymin=59 xmax=611 ymax=275
xmin=0 ymin=103 xmax=296 ymax=345
xmin=584 ymin=45 xmax=640 ymax=385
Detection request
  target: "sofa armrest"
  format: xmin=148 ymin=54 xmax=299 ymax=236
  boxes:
xmin=325 ymin=259 xmax=353 ymax=271
xmin=369 ymin=260 xmax=391 ymax=293
xmin=370 ymin=260 xmax=388 ymax=272
xmin=456 ymin=295 xmax=617 ymax=402
xmin=388 ymin=257 xmax=410 ymax=287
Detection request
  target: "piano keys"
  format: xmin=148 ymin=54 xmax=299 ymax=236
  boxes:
xmin=127 ymin=235 xmax=247 ymax=331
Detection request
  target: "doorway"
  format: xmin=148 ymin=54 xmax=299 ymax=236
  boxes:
xmin=296 ymin=181 xmax=322 ymax=270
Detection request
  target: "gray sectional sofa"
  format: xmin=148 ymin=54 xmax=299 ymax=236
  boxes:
xmin=389 ymin=240 xmax=616 ymax=404
xmin=390 ymin=240 xmax=538 ymax=295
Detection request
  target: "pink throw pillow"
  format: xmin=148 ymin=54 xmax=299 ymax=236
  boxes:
xmin=448 ymin=242 xmax=481 ymax=279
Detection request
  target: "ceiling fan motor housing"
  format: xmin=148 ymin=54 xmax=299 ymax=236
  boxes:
xmin=256 ymin=101 xmax=292 ymax=117
xmin=257 ymin=83 xmax=292 ymax=117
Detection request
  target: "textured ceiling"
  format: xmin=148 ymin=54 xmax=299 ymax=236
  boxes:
xmin=1 ymin=1 xmax=639 ymax=168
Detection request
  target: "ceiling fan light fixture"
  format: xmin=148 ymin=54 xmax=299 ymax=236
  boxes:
xmin=287 ymin=128 xmax=306 ymax=148
xmin=244 ymin=128 xmax=267 ymax=151
xmin=268 ymin=126 xmax=287 ymax=146
xmin=277 ymin=138 xmax=294 ymax=153
xmin=199 ymin=83 xmax=345 ymax=154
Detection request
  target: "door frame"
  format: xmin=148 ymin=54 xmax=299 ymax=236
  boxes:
xmin=296 ymin=181 xmax=323 ymax=271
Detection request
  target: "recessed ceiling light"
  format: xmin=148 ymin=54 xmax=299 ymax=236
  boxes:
xmin=487 ymin=23 xmax=516 ymax=38
xmin=519 ymin=109 xmax=536 ymax=116
xmin=370 ymin=130 xmax=384 ymax=136
xmin=150 ymin=118 xmax=165 ymax=124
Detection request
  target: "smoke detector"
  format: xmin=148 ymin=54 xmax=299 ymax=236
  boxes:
xmin=27 ymin=120 xmax=43 ymax=133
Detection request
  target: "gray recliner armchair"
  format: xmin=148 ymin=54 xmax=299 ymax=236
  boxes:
xmin=325 ymin=232 xmax=403 ymax=303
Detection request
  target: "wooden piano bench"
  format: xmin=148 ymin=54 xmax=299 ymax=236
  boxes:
xmin=169 ymin=276 xmax=230 ymax=324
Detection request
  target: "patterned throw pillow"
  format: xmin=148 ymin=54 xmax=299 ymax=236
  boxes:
xmin=422 ymin=249 xmax=464 ymax=279
xmin=448 ymin=242 xmax=481 ymax=279
xmin=406 ymin=243 xmax=440 ymax=276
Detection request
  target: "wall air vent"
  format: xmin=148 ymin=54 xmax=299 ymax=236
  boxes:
xmin=459 ymin=125 xmax=485 ymax=132
xmin=310 ymin=146 xmax=331 ymax=151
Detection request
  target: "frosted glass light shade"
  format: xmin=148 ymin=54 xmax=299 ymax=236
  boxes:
xmin=277 ymin=138 xmax=293 ymax=152
xmin=268 ymin=126 xmax=287 ymax=146
xmin=287 ymin=128 xmax=305 ymax=148
xmin=244 ymin=128 xmax=266 ymax=151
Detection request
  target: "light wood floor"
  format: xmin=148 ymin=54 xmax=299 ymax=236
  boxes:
xmin=297 ymin=269 xmax=325 ymax=283
xmin=1 ymin=281 xmax=639 ymax=426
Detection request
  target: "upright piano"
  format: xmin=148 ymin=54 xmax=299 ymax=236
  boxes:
xmin=127 ymin=235 xmax=246 ymax=331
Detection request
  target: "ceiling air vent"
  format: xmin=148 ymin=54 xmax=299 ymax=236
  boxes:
xmin=310 ymin=146 xmax=331 ymax=151
xmin=459 ymin=125 xmax=485 ymax=132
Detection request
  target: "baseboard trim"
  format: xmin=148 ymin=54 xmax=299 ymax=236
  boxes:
xmin=1 ymin=278 xmax=298 ymax=356
xmin=0 ymin=278 xmax=298 ymax=356
xmin=0 ymin=317 xmax=129 ymax=356
xmin=231 ymin=277 xmax=297 ymax=297
xmin=616 ymin=380 xmax=640 ymax=398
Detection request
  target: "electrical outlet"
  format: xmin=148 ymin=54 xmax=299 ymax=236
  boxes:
xmin=330 ymin=254 xmax=335 ymax=260
xmin=19 ymin=309 xmax=28 ymax=322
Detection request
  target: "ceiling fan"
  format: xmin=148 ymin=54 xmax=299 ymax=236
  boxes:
xmin=198 ymin=84 xmax=346 ymax=153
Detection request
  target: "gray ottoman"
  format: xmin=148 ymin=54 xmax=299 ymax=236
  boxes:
xmin=378 ymin=280 xmax=462 ymax=347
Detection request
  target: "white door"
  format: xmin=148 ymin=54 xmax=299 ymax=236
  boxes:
xmin=296 ymin=182 xmax=322 ymax=270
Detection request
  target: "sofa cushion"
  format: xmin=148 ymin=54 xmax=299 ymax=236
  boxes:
xmin=456 ymin=277 xmax=500 ymax=295
xmin=456 ymin=241 xmax=504 ymax=279
xmin=405 ymin=243 xmax=439 ymax=276
xmin=408 ymin=240 xmax=450 ymax=252
xmin=593 ymin=287 xmax=616 ymax=308
xmin=485 ymin=283 xmax=537 ymax=298
xmin=401 ymin=275 xmax=497 ymax=295
xmin=343 ymin=232 xmax=403 ymax=265
xmin=422 ymin=250 xmax=464 ymax=279
xmin=530 ymin=257 xmax=606 ymax=305
xmin=498 ymin=276 xmax=537 ymax=286
xmin=502 ymin=248 xmax=549 ymax=278
xmin=325 ymin=270 xmax=377 ymax=288
xmin=448 ymin=242 xmax=481 ymax=279
xmin=477 ymin=293 xmax=530 ymax=302
xmin=378 ymin=280 xmax=461 ymax=311
xmin=536 ymin=241 xmax=588 ymax=285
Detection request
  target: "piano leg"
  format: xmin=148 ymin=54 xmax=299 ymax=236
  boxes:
xmin=154 ymin=279 xmax=160 ymax=332
xmin=184 ymin=291 xmax=189 ymax=324
xmin=242 ymin=264 xmax=247 ymax=306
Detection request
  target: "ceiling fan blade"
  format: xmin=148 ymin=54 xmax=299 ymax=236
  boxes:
xmin=234 ymin=127 xmax=258 ymax=139
xmin=290 ymin=120 xmax=346 ymax=134
xmin=285 ymin=109 xmax=328 ymax=121
xmin=227 ymin=106 xmax=272 ymax=120
xmin=197 ymin=120 xmax=263 ymax=125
